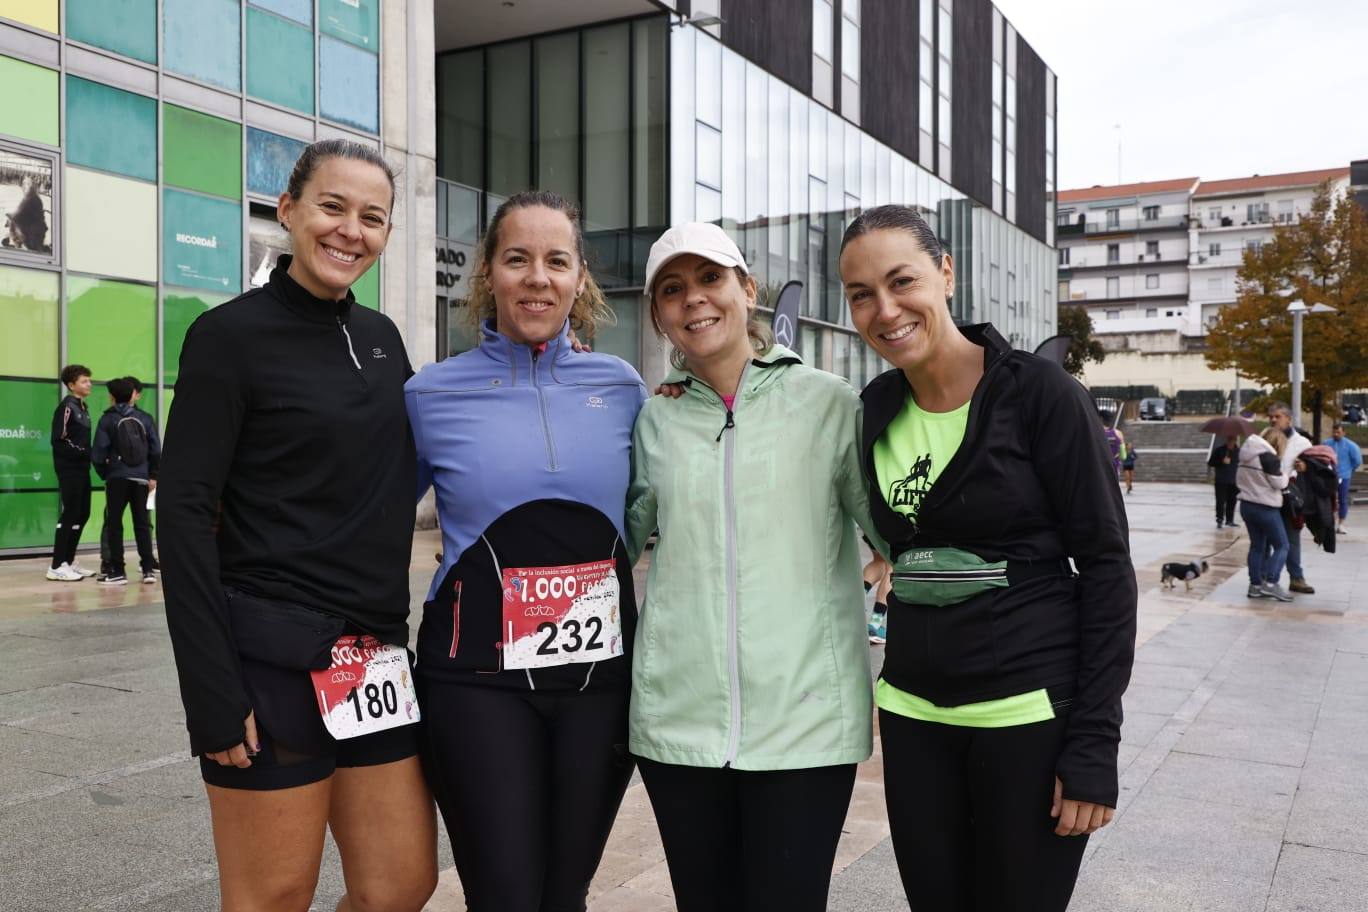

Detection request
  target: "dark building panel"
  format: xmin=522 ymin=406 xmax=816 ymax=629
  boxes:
xmin=720 ymin=0 xmax=811 ymax=96
xmin=951 ymin=0 xmax=992 ymax=208
xmin=1014 ymin=34 xmax=1047 ymax=244
xmin=859 ymin=0 xmax=919 ymax=162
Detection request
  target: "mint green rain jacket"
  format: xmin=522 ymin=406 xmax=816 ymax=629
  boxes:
xmin=626 ymin=344 xmax=880 ymax=770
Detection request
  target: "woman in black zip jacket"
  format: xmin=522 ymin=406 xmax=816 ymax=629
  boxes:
xmin=839 ymin=205 xmax=1136 ymax=912
xmin=157 ymin=140 xmax=437 ymax=912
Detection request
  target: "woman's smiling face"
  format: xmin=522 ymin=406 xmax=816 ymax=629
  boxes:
xmin=651 ymin=255 xmax=757 ymax=369
xmin=487 ymin=205 xmax=586 ymax=346
xmin=840 ymin=228 xmax=956 ymax=373
xmin=277 ymin=157 xmax=393 ymax=300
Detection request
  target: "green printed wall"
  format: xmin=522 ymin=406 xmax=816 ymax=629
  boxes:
xmin=0 ymin=1 xmax=383 ymax=551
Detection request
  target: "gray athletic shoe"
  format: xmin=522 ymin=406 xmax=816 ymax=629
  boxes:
xmin=1261 ymin=582 xmax=1294 ymax=602
xmin=1247 ymin=584 xmax=1271 ymax=599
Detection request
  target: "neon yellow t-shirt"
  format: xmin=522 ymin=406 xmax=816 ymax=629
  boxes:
xmin=873 ymin=394 xmax=1053 ymax=728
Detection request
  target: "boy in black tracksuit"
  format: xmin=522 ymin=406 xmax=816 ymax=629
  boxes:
xmin=48 ymin=364 xmax=94 ymax=580
xmin=1208 ymin=436 xmax=1240 ymax=527
xmin=92 ymin=377 xmax=161 ymax=584
xmin=99 ymin=376 xmax=161 ymax=576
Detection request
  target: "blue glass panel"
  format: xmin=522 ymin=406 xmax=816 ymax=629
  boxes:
xmin=319 ymin=36 xmax=378 ymax=133
xmin=162 ymin=189 xmax=243 ymax=293
xmin=68 ymin=0 xmax=157 ymax=63
xmin=66 ymin=76 xmax=157 ymax=182
xmin=250 ymin=0 xmax=311 ymax=26
xmin=247 ymin=127 xmax=307 ymax=198
xmin=164 ymin=0 xmax=241 ymax=91
xmin=246 ymin=8 xmax=314 ymax=114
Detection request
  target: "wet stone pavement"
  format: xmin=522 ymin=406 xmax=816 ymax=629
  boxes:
xmin=1 ymin=482 xmax=1366 ymax=910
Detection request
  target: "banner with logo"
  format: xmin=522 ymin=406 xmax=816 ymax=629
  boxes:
xmin=770 ymin=280 xmax=803 ymax=354
xmin=162 ymin=189 xmax=242 ymax=294
xmin=0 ymin=379 xmax=58 ymax=490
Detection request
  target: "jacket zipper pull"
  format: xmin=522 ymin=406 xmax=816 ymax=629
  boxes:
xmin=715 ymin=409 xmax=735 ymax=443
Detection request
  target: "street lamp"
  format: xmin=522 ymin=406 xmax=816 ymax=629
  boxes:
xmin=1286 ymin=299 xmax=1337 ymax=423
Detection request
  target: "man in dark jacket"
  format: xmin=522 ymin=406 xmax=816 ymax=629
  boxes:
xmin=99 ymin=376 xmax=161 ymax=577
xmin=47 ymin=364 xmax=94 ymax=582
xmin=92 ymin=377 xmax=161 ymax=585
xmin=1208 ymin=435 xmax=1241 ymax=528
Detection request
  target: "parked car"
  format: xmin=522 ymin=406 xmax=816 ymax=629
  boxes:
xmin=1139 ymin=397 xmax=1171 ymax=421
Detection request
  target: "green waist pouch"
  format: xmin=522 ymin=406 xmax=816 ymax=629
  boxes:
xmin=892 ymin=546 xmax=1010 ymax=608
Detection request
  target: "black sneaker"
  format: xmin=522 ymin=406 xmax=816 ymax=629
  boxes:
xmin=97 ymin=573 xmax=128 ymax=586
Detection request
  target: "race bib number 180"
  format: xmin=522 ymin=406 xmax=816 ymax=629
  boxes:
xmin=501 ymin=559 xmax=623 ymax=670
xmin=311 ymin=636 xmax=420 ymax=740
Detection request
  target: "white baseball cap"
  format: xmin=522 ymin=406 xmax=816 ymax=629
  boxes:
xmin=643 ymin=222 xmax=749 ymax=298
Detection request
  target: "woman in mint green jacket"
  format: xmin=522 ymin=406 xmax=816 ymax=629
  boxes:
xmin=626 ymin=222 xmax=881 ymax=912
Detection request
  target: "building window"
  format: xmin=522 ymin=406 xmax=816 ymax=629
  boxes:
xmin=1207 ymin=206 xmax=1221 ymax=222
xmin=1145 ymin=274 xmax=1159 ymax=289
xmin=1209 ymin=242 xmax=1221 ymax=258
xmin=1145 ymin=308 xmax=1158 ymax=318
xmin=1105 ymin=208 xmax=1119 ymax=229
xmin=918 ymin=0 xmax=934 ymax=164
xmin=1142 ymin=205 xmax=1159 ymax=220
xmin=1278 ymin=198 xmax=1294 ymax=223
xmin=1106 ymin=276 xmax=1120 ymax=297
xmin=1106 ymin=243 xmax=1120 ymax=264
xmin=1058 ymin=247 xmax=1069 ymax=265
xmin=1245 ymin=238 xmax=1263 ymax=255
xmin=840 ymin=0 xmax=860 ymax=120
xmin=990 ymin=9 xmax=1003 ymax=214
xmin=1004 ymin=22 xmax=1016 ymax=221
xmin=812 ymin=0 xmax=834 ymax=107
xmin=1246 ymin=202 xmax=1269 ymax=224
xmin=936 ymin=0 xmax=953 ymax=181
xmin=1145 ymin=240 xmax=1159 ymax=259
xmin=1106 ymin=309 xmax=1120 ymax=320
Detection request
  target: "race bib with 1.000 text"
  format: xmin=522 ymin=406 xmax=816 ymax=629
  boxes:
xmin=311 ymin=636 xmax=420 ymax=740
xmin=501 ymin=559 xmax=622 ymax=670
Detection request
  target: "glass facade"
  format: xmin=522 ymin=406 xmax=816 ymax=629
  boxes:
xmin=434 ymin=15 xmax=1054 ymax=386
xmin=0 ymin=2 xmax=384 ymax=551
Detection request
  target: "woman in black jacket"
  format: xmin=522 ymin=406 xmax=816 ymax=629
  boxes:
xmin=839 ymin=205 xmax=1137 ymax=912
xmin=158 ymin=140 xmax=436 ymax=912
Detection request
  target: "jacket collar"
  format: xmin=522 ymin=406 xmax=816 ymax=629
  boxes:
xmin=269 ymin=254 xmax=355 ymax=324
xmin=477 ymin=318 xmax=572 ymax=377
xmin=666 ymin=343 xmax=803 ymax=400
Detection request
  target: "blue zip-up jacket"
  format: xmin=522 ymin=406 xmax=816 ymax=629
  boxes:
xmin=406 ymin=319 xmax=647 ymax=691
xmin=1323 ymin=436 xmax=1362 ymax=481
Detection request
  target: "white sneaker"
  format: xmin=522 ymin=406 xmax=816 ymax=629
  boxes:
xmin=68 ymin=561 xmax=97 ymax=578
xmin=46 ymin=563 xmax=83 ymax=582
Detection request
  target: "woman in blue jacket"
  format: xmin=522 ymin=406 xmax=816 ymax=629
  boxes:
xmin=406 ymin=190 xmax=647 ymax=911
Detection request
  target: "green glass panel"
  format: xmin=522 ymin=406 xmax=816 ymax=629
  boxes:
xmin=0 ymin=491 xmax=56 ymax=550
xmin=162 ymin=189 xmax=242 ymax=293
xmin=0 ymin=264 xmax=58 ymax=379
xmin=247 ymin=9 xmax=314 ymax=114
xmin=68 ymin=0 xmax=157 ymax=64
xmin=163 ymin=104 xmax=242 ymax=200
xmin=353 ymin=260 xmax=379 ymax=310
xmin=66 ymin=277 xmax=156 ymax=383
xmin=0 ymin=55 xmax=58 ymax=145
xmin=163 ymin=287 xmax=230 ymax=386
xmin=0 ymin=378 xmax=60 ymax=491
xmin=66 ymin=76 xmax=157 ymax=181
xmin=320 ymin=0 xmax=378 ymax=50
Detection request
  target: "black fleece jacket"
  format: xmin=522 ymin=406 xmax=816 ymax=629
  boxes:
xmin=861 ymin=323 xmax=1137 ymax=807
xmin=50 ymin=394 xmax=91 ymax=477
xmin=157 ymin=258 xmax=416 ymax=755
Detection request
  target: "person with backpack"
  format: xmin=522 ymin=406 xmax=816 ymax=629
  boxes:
xmin=47 ymin=363 xmax=96 ymax=582
xmin=91 ymin=377 xmax=160 ymax=585
xmin=99 ymin=376 xmax=162 ymax=578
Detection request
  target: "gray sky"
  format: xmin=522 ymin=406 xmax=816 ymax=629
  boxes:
xmin=991 ymin=0 xmax=1368 ymax=191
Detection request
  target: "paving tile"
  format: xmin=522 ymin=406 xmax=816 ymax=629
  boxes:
xmin=1144 ymin=751 xmax=1300 ymax=814
xmin=1071 ymin=853 xmax=1271 ymax=912
xmin=1120 ymin=710 xmax=1173 ymax=747
xmin=1128 ymin=660 xmax=1209 ymax=691
xmin=1175 ymin=717 xmax=1313 ymax=768
xmin=1265 ymin=844 xmax=1368 ymax=912
xmin=1123 ymin=683 xmax=1195 ymax=716
xmin=1197 ymin=690 xmax=1323 ymax=733
xmin=1285 ymin=754 xmax=1368 ymax=857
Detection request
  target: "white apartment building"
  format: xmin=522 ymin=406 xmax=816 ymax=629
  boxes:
xmin=1057 ymin=168 xmax=1351 ymax=397
xmin=1189 ymin=168 xmax=1351 ymax=330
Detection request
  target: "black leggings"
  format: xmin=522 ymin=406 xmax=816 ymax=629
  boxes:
xmin=1215 ymin=482 xmax=1239 ymax=523
xmin=420 ymin=682 xmax=633 ymax=912
xmin=51 ymin=473 xmax=91 ymax=568
xmin=636 ymin=757 xmax=857 ymax=912
xmin=880 ymin=709 xmax=1088 ymax=912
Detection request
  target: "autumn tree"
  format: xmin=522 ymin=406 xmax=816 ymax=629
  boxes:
xmin=1057 ymin=304 xmax=1106 ymax=378
xmin=1206 ymin=182 xmax=1368 ymax=421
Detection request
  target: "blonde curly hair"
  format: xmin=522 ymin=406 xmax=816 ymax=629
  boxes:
xmin=464 ymin=190 xmax=614 ymax=338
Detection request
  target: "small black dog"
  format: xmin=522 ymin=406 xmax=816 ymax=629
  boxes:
xmin=1161 ymin=560 xmax=1209 ymax=591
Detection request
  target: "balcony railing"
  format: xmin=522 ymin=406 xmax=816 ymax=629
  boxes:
xmin=1059 ymin=254 xmax=1188 ymax=271
xmin=1082 ymin=214 xmax=1190 ymax=234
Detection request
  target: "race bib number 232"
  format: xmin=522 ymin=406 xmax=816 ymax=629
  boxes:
xmin=501 ymin=559 xmax=623 ymax=670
